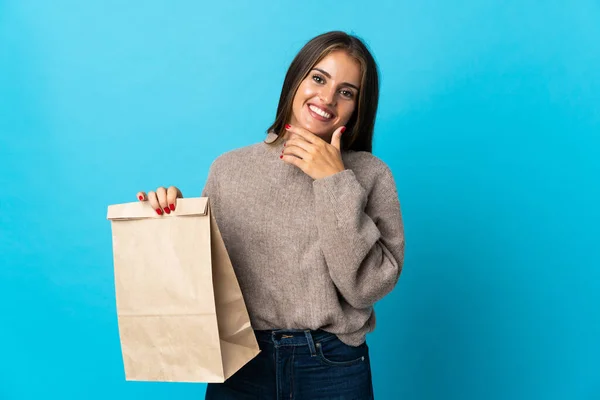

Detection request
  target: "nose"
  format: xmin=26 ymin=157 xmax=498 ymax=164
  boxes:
xmin=318 ymin=84 xmax=337 ymax=106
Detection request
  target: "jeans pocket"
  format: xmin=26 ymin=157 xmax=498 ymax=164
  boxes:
xmin=316 ymin=337 xmax=369 ymax=367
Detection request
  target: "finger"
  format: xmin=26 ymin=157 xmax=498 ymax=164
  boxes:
xmin=283 ymin=144 xmax=311 ymax=161
xmin=285 ymin=138 xmax=314 ymax=154
xmin=330 ymin=126 xmax=345 ymax=151
xmin=289 ymin=132 xmax=311 ymax=144
xmin=166 ymin=186 xmax=181 ymax=211
xmin=147 ymin=191 xmax=162 ymax=215
xmin=156 ymin=187 xmax=170 ymax=214
xmin=137 ymin=191 xmax=147 ymax=202
xmin=285 ymin=124 xmax=320 ymax=144
xmin=281 ymin=153 xmax=307 ymax=171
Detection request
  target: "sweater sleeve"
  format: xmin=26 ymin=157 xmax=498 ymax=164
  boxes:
xmin=201 ymin=160 xmax=219 ymax=201
xmin=312 ymin=166 xmax=405 ymax=310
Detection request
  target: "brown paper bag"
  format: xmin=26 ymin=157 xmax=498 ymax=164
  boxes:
xmin=106 ymin=197 xmax=260 ymax=383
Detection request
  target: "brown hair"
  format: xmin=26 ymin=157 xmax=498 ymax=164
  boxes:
xmin=266 ymin=31 xmax=380 ymax=153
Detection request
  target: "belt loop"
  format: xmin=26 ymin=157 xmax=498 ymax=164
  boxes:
xmin=304 ymin=330 xmax=317 ymax=357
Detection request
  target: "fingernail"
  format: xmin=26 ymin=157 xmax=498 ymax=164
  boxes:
xmin=285 ymin=124 xmax=291 ymax=130
xmin=283 ymin=142 xmax=286 ymax=147
xmin=156 ymin=208 xmax=163 ymax=215
xmin=169 ymin=204 xmax=175 ymax=211
xmin=280 ymin=155 xmax=283 ymax=159
xmin=138 ymin=195 xmax=144 ymax=201
xmin=164 ymin=207 xmax=171 ymax=214
xmin=341 ymin=126 xmax=346 ymax=134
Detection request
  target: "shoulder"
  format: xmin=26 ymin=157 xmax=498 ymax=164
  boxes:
xmin=208 ymin=142 xmax=266 ymax=173
xmin=342 ymin=150 xmax=396 ymax=185
xmin=343 ymin=150 xmax=390 ymax=169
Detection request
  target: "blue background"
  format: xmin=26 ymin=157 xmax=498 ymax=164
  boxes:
xmin=1 ymin=1 xmax=598 ymax=399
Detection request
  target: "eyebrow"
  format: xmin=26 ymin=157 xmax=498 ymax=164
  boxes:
xmin=312 ymin=68 xmax=360 ymax=92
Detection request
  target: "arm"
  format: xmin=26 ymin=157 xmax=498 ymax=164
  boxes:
xmin=201 ymin=160 xmax=219 ymax=199
xmin=312 ymin=167 xmax=405 ymax=309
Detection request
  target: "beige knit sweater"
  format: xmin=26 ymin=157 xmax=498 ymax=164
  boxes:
xmin=201 ymin=133 xmax=405 ymax=346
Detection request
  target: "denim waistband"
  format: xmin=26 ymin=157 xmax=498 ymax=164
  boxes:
xmin=254 ymin=329 xmax=338 ymax=348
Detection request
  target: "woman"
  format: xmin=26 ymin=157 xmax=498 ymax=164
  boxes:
xmin=137 ymin=31 xmax=405 ymax=399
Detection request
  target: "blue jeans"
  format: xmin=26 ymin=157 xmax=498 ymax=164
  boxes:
xmin=205 ymin=329 xmax=374 ymax=399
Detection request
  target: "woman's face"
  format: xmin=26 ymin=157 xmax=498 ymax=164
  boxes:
xmin=289 ymin=51 xmax=361 ymax=141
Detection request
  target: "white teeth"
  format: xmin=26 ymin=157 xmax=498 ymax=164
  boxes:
xmin=309 ymin=105 xmax=332 ymax=119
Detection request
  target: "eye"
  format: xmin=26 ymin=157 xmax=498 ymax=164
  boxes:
xmin=312 ymin=74 xmax=325 ymax=84
xmin=340 ymin=89 xmax=354 ymax=99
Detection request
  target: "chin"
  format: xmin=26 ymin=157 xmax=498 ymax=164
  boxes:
xmin=300 ymin=116 xmax=336 ymax=137
xmin=302 ymin=124 xmax=330 ymax=137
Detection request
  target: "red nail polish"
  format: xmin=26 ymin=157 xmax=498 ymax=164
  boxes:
xmin=280 ymin=155 xmax=283 ymax=159
xmin=138 ymin=195 xmax=144 ymax=201
xmin=283 ymin=142 xmax=286 ymax=147
xmin=341 ymin=126 xmax=346 ymax=134
xmin=285 ymin=124 xmax=291 ymax=130
xmin=169 ymin=204 xmax=175 ymax=211
xmin=156 ymin=208 xmax=163 ymax=215
xmin=165 ymin=207 xmax=171 ymax=214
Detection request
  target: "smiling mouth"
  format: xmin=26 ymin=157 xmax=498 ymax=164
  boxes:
xmin=307 ymin=104 xmax=335 ymax=121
